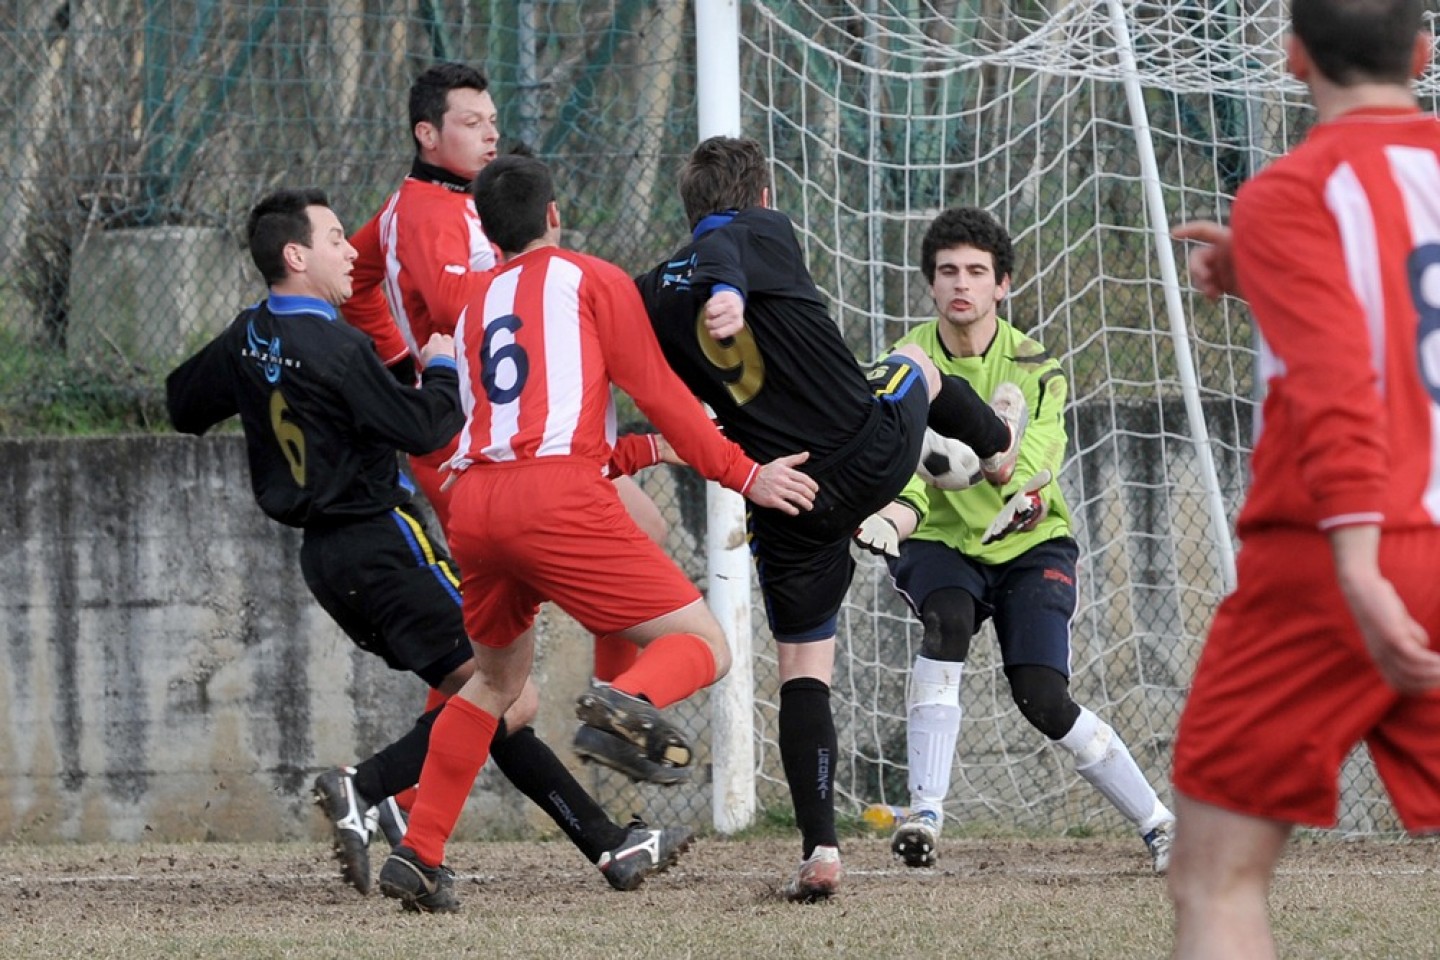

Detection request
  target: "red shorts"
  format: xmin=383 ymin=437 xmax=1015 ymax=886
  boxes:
xmin=1173 ymin=527 xmax=1440 ymax=832
xmin=444 ymin=458 xmax=701 ymax=648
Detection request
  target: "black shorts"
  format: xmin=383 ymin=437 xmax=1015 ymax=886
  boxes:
xmin=749 ymin=355 xmax=929 ymax=642
xmin=889 ymin=536 xmax=1079 ymax=676
xmin=299 ymin=504 xmax=473 ymax=688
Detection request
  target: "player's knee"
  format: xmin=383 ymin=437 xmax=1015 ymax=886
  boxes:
xmin=706 ymin=634 xmax=732 ymax=681
xmin=504 ymin=676 xmax=541 ymax=729
xmin=892 ymin=343 xmax=941 ymax=398
xmin=1006 ymin=664 xmax=1080 ymax=740
xmin=919 ymin=588 xmax=975 ymax=662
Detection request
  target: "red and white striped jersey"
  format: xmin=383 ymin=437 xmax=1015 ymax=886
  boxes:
xmin=344 ymin=173 xmax=497 ymax=366
xmin=1232 ymin=106 xmax=1440 ymax=535
xmin=449 ymin=245 xmax=759 ymax=494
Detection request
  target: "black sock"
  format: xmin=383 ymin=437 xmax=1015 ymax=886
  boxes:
xmin=351 ymin=705 xmax=442 ymax=806
xmin=928 ymin=374 xmax=1008 ymax=457
xmin=490 ymin=725 xmax=626 ymax=862
xmin=779 ymin=677 xmax=839 ymax=859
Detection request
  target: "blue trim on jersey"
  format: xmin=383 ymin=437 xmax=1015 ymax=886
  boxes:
xmin=692 ymin=210 xmax=738 ymax=239
xmin=397 ymin=472 xmax=416 ymax=494
xmin=266 ymin=293 xmax=337 ymax=321
xmin=389 ymin=510 xmax=463 ymax=607
xmin=424 ymin=355 xmax=457 ymax=372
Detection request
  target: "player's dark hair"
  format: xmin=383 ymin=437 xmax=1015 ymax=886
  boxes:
xmin=679 ymin=136 xmax=770 ymax=229
xmin=920 ymin=206 xmax=1014 ymax=286
xmin=1292 ymin=0 xmax=1422 ymax=86
xmin=409 ymin=62 xmax=489 ymax=155
xmin=473 ymin=154 xmax=554 ymax=255
xmin=246 ymin=188 xmax=329 ymax=286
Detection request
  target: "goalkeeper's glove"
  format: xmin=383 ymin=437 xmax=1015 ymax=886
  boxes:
xmin=981 ymin=470 xmax=1052 ymax=545
xmin=854 ymin=513 xmax=901 ymax=559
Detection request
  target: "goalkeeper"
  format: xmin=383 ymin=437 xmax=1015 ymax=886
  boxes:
xmin=857 ymin=206 xmax=1175 ymax=873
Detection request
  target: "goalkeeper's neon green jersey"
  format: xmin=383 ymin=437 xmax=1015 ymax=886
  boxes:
xmin=892 ymin=317 xmax=1071 ymax=565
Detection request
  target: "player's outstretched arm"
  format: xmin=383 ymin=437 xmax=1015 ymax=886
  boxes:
xmin=744 ymin=451 xmax=818 ymax=516
xmin=1330 ymin=525 xmax=1440 ymax=695
xmin=1172 ymin=220 xmax=1239 ymax=302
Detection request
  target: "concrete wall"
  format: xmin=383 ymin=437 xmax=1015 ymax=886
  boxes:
xmin=0 ymin=434 xmax=596 ymax=843
xmin=0 ymin=404 xmax=1394 ymax=841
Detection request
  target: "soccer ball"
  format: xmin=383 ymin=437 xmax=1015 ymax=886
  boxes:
xmin=915 ymin=428 xmax=982 ymax=491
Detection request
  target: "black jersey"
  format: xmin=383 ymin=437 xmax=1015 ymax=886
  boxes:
xmin=167 ymin=293 xmax=463 ymax=528
xmin=635 ymin=207 xmax=875 ymax=464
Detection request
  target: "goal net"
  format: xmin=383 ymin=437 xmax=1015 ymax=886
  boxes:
xmin=737 ymin=0 xmax=1440 ymax=837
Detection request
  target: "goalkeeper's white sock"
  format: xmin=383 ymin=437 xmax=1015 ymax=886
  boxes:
xmin=1057 ymin=706 xmax=1168 ymax=829
xmin=906 ymin=655 xmax=963 ymax=822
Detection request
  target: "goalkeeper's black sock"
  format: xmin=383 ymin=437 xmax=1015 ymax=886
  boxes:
xmin=928 ymin=374 xmax=1009 ymax=457
xmin=779 ymin=677 xmax=839 ymax=858
xmin=490 ymin=724 xmax=627 ymax=862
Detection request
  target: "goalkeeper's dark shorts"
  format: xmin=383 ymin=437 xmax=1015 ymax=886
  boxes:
xmin=1173 ymin=526 xmax=1440 ymax=833
xmin=888 ymin=535 xmax=1078 ymax=676
xmin=748 ymin=355 xmax=929 ymax=643
xmin=300 ymin=503 xmax=473 ymax=689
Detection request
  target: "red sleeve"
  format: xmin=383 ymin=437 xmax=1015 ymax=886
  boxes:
xmin=608 ymin=434 xmax=662 ymax=477
xmin=1231 ymin=169 xmax=1388 ymax=525
xmin=589 ymin=261 xmax=759 ymax=494
xmin=401 ymin=205 xmax=488 ymax=337
xmin=342 ymin=212 xmax=412 ymax=367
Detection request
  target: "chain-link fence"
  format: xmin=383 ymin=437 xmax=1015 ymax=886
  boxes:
xmin=5 ymin=2 xmax=1436 ymax=838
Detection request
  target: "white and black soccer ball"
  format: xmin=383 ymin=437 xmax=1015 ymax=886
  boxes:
xmin=915 ymin=428 xmax=982 ymax=491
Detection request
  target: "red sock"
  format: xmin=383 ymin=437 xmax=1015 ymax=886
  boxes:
xmin=395 ymin=687 xmax=453 ymax=813
xmin=403 ymin=696 xmax=497 ymax=867
xmin=592 ymin=633 xmax=639 ymax=683
xmin=423 ymin=686 xmax=448 ymax=713
xmin=611 ymin=633 xmax=716 ymax=709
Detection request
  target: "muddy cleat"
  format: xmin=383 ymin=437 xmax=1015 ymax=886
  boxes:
xmin=373 ymin=795 xmax=408 ymax=849
xmin=597 ymin=820 xmax=694 ymax=891
xmin=980 ymin=381 xmax=1029 ymax=486
xmin=891 ymin=809 xmax=940 ymax=868
xmin=575 ymin=684 xmax=692 ymax=771
xmin=783 ymin=845 xmax=843 ymax=903
xmin=1144 ymin=820 xmax=1175 ymax=875
xmin=312 ymin=766 xmax=373 ymax=894
xmin=574 ymin=725 xmax=693 ymax=786
xmin=378 ymin=845 xmax=458 ymax=913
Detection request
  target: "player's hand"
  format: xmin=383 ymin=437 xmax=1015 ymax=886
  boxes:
xmin=746 ymin=451 xmax=817 ymax=515
xmin=419 ymin=332 xmax=457 ymax=365
xmin=704 ymin=290 xmax=746 ymax=340
xmin=655 ymin=435 xmax=686 ymax=467
xmin=854 ymin=513 xmax=900 ymax=559
xmin=981 ymin=470 xmax=1052 ymax=545
xmin=1172 ymin=220 xmax=1239 ymax=301
xmin=1342 ymin=574 xmax=1440 ymax=695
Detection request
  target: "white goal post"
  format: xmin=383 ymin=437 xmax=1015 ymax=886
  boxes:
xmin=702 ymin=0 xmax=1438 ymax=836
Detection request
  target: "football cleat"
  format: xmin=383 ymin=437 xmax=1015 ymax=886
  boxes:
xmin=312 ymin=766 xmax=373 ymax=894
xmin=378 ymin=845 xmax=459 ymax=913
xmin=574 ymin=725 xmax=693 ymax=785
xmin=575 ymin=684 xmax=692 ymax=771
xmin=782 ymin=845 xmax=843 ymax=903
xmin=597 ymin=820 xmax=694 ymax=891
xmin=980 ymin=382 xmax=1029 ymax=486
xmin=891 ymin=809 xmax=941 ymax=868
xmin=1144 ymin=819 xmax=1175 ymax=875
